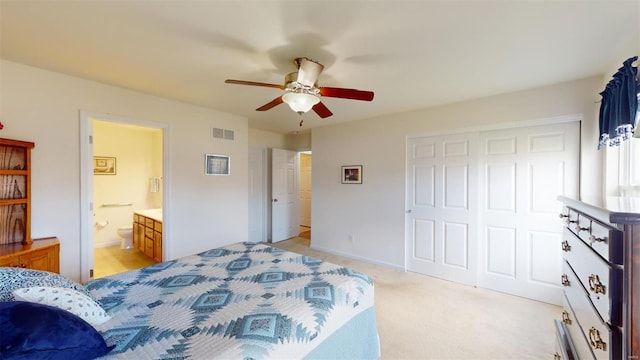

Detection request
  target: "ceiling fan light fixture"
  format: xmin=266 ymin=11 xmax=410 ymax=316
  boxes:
xmin=282 ymin=92 xmax=320 ymax=113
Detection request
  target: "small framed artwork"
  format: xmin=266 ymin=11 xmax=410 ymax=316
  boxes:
xmin=94 ymin=156 xmax=116 ymax=175
xmin=205 ymin=154 xmax=230 ymax=175
xmin=341 ymin=165 xmax=362 ymax=184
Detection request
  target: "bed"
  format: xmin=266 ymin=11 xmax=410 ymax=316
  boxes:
xmin=79 ymin=241 xmax=380 ymax=359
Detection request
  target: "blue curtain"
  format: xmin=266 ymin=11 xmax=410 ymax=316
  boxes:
xmin=598 ymin=56 xmax=640 ymax=149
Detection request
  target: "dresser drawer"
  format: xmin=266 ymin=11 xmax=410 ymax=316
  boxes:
xmin=563 ymin=261 xmax=622 ymax=360
xmin=588 ymin=219 xmax=623 ymax=265
xmin=562 ymin=209 xmax=623 ymax=265
xmin=554 ymin=319 xmax=580 ymax=360
xmin=560 ymin=283 xmax=596 ymax=360
xmin=571 ymin=212 xmax=592 ymax=244
xmin=563 ymin=229 xmax=622 ymax=326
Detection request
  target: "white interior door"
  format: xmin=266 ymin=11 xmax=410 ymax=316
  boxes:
xmin=477 ymin=122 xmax=579 ymax=304
xmin=406 ymin=133 xmax=478 ymax=286
xmin=271 ymin=148 xmax=299 ymax=242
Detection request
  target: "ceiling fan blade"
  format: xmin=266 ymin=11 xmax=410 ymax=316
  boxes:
xmin=225 ymin=79 xmax=284 ymax=90
xmin=319 ymin=87 xmax=374 ymax=101
xmin=296 ymin=58 xmax=324 ymax=87
xmin=312 ymin=102 xmax=333 ymax=118
xmin=256 ymin=96 xmax=283 ymax=111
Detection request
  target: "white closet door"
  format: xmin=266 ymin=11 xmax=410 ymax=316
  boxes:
xmin=477 ymin=122 xmax=580 ymax=305
xmin=406 ymin=133 xmax=478 ymax=286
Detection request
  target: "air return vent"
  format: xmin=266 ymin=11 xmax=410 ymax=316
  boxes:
xmin=224 ymin=129 xmax=234 ymax=140
xmin=211 ymin=127 xmax=235 ymax=141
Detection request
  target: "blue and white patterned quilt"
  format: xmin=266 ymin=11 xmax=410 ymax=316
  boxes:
xmin=86 ymin=242 xmax=379 ymax=359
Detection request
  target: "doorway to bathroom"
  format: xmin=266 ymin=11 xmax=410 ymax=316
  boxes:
xmin=298 ymin=151 xmax=312 ymax=240
xmin=79 ymin=111 xmax=168 ymax=283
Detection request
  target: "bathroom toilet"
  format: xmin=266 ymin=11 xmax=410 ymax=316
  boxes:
xmin=117 ymin=227 xmax=133 ymax=250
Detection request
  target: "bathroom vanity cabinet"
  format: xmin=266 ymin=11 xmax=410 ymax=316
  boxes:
xmin=133 ymin=212 xmax=162 ymax=262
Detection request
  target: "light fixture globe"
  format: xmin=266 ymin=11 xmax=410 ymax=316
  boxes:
xmin=282 ymin=92 xmax=320 ymax=113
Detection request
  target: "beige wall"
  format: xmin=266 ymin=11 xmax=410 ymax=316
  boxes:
xmin=248 ymin=128 xmax=311 ymax=151
xmin=1 ymin=60 xmax=249 ymax=281
xmin=311 ymin=76 xmax=603 ymax=268
xmin=249 ymin=128 xmax=288 ymax=149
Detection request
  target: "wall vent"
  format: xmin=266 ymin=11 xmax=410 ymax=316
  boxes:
xmin=224 ymin=129 xmax=235 ymax=140
xmin=211 ymin=127 xmax=235 ymax=141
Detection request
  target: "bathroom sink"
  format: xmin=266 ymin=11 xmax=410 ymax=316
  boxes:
xmin=135 ymin=208 xmax=162 ymax=222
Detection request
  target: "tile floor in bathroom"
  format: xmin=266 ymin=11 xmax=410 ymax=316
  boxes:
xmin=93 ymin=245 xmax=156 ymax=279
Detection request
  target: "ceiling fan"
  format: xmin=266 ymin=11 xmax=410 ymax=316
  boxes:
xmin=225 ymin=57 xmax=374 ymax=120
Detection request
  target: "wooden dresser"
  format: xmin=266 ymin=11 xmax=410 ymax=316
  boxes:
xmin=556 ymin=196 xmax=639 ymax=360
xmin=0 ymin=237 xmax=60 ymax=273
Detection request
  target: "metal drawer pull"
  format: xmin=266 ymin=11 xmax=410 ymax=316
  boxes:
xmin=588 ymin=327 xmax=607 ymax=351
xmin=588 ymin=234 xmax=607 ymax=243
xmin=574 ymin=224 xmax=589 ymax=233
xmin=561 ymin=310 xmax=571 ymax=325
xmin=558 ymin=213 xmax=569 ymax=219
xmin=588 ymin=274 xmax=606 ymax=295
xmin=561 ymin=274 xmax=570 ymax=286
xmin=561 ymin=240 xmax=571 ymax=252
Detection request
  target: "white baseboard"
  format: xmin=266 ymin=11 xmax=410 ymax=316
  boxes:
xmin=309 ymin=244 xmax=405 ymax=272
xmin=94 ymin=240 xmax=120 ymax=248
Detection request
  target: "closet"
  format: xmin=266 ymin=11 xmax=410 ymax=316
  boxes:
xmin=406 ymin=120 xmax=580 ymax=304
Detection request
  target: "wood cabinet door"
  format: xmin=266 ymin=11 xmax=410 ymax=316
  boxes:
xmin=153 ymin=231 xmax=162 ymax=262
xmin=18 ymin=246 xmax=60 ymax=273
xmin=144 ymin=236 xmax=154 ymax=258
xmin=20 ymin=248 xmax=52 ymax=272
xmin=136 ymin=223 xmax=145 ymax=251
xmin=0 ymin=254 xmax=17 ymax=267
xmin=132 ymin=222 xmax=140 ymax=249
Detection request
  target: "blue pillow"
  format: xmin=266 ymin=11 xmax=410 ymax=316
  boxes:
xmin=0 ymin=301 xmax=114 ymax=360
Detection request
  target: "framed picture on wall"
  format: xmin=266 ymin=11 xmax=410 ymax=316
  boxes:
xmin=205 ymin=154 xmax=230 ymax=175
xmin=94 ymin=156 xmax=116 ymax=175
xmin=341 ymin=165 xmax=362 ymax=184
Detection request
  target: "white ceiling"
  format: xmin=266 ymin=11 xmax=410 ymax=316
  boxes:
xmin=1 ymin=1 xmax=638 ymax=134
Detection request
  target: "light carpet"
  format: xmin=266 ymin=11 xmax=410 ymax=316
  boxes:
xmin=271 ymin=237 xmax=559 ymax=360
